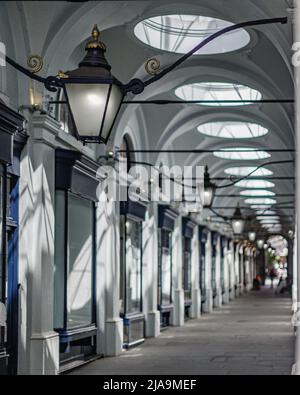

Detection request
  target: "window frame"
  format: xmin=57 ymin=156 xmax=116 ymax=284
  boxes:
xmin=54 ymin=189 xmax=97 ymax=333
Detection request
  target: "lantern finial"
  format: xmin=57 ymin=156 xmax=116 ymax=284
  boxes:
xmin=85 ymin=24 xmax=106 ymax=51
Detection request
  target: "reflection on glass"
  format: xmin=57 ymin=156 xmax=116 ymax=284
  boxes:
xmin=125 ymin=219 xmax=142 ymax=314
xmin=158 ymin=229 xmax=172 ymax=306
xmin=211 ymin=257 xmax=216 ymax=293
xmin=54 ymin=191 xmax=94 ymax=330
xmin=199 ymin=242 xmax=206 ymax=299
xmin=183 ymin=238 xmax=192 ymax=300
xmin=67 ymin=194 xmax=93 ymax=328
xmin=54 ymin=191 xmax=65 ymax=329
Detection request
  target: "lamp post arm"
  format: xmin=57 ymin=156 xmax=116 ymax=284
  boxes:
xmin=5 ymin=55 xmax=63 ymax=92
xmin=124 ymin=16 xmax=287 ymax=94
xmin=5 ymin=55 xmax=46 ymax=84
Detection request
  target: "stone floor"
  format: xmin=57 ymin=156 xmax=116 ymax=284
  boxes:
xmin=69 ymin=288 xmax=294 ymax=375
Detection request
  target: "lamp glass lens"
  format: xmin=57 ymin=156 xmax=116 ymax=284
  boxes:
xmin=248 ymin=231 xmax=256 ymax=242
xmin=66 ymin=83 xmax=110 ymax=137
xmin=232 ymin=219 xmax=244 ymax=234
xmin=257 ymin=239 xmax=264 ymax=249
xmin=204 ymin=188 xmax=213 ymax=207
xmin=101 ymin=84 xmax=123 ymax=141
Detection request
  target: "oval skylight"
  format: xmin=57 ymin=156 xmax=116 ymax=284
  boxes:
xmin=213 ymin=148 xmax=271 ymax=160
xmin=134 ymin=15 xmax=250 ymax=55
xmin=240 ymin=190 xmax=275 ymax=197
xmin=251 ymin=205 xmax=273 ymax=209
xmin=256 ymin=210 xmax=277 ymax=216
xmin=235 ymin=180 xmax=275 ymax=188
xmin=264 ymin=225 xmax=282 ymax=232
xmin=175 ymin=83 xmax=262 ymax=106
xmin=197 ymin=122 xmax=268 ymax=139
xmin=224 ymin=166 xmax=273 ymax=177
xmin=260 ymin=220 xmax=280 ymax=225
xmin=245 ymin=198 xmax=277 ymax=205
xmin=257 ymin=216 xmax=280 ymax=221
xmin=259 ymin=218 xmax=280 ymax=223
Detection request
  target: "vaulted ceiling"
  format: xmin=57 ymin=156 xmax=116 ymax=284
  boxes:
xmin=0 ymin=0 xmax=295 ymax=235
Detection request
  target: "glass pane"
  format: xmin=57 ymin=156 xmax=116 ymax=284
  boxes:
xmin=66 ymin=83 xmax=109 ymax=137
xmin=54 ymin=191 xmax=66 ymax=329
xmin=158 ymin=230 xmax=172 ymax=306
xmin=161 ymin=247 xmax=171 ymax=304
xmin=211 ymin=252 xmax=216 ymax=293
xmin=199 ymin=243 xmax=206 ymax=298
xmin=119 ymin=217 xmax=125 ymax=315
xmin=125 ymin=219 xmax=142 ymax=314
xmin=67 ymin=194 xmax=93 ymax=328
xmin=183 ymin=247 xmax=191 ymax=300
xmin=101 ymin=84 xmax=123 ymax=141
xmin=221 ymin=256 xmax=225 ymax=291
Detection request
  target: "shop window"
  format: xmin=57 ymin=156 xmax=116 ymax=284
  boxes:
xmin=158 ymin=229 xmax=172 ymax=307
xmin=54 ymin=191 xmax=95 ymax=329
xmin=120 ymin=217 xmax=142 ymax=315
xmin=199 ymin=241 xmax=206 ymax=301
xmin=183 ymin=237 xmax=192 ymax=301
xmin=54 ymin=191 xmax=96 ymax=365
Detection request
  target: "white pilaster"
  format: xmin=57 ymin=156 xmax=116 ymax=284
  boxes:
xmin=191 ymin=226 xmax=201 ymax=319
xmin=143 ymin=204 xmax=160 ymax=337
xmin=203 ymin=231 xmax=213 ymax=313
xmin=18 ymin=115 xmax=60 ymax=375
xmin=213 ymin=236 xmax=222 ymax=308
xmin=171 ymin=216 xmax=184 ymax=326
xmin=222 ymin=242 xmax=230 ymax=304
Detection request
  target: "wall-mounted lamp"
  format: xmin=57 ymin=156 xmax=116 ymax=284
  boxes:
xmin=203 ymin=165 xmax=216 ymax=208
xmin=231 ymin=203 xmax=246 ymax=235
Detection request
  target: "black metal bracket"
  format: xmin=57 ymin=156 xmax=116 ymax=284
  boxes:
xmin=5 ymin=17 xmax=288 ymax=96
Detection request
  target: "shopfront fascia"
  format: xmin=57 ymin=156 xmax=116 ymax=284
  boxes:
xmin=54 ymin=148 xmax=99 ymax=371
xmin=120 ymin=199 xmax=148 ymax=348
xmin=182 ymin=217 xmax=197 ymax=320
xmin=157 ymin=205 xmax=179 ymax=328
xmin=0 ymin=101 xmax=26 ymax=375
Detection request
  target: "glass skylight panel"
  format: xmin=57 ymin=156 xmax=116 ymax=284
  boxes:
xmin=245 ymin=198 xmax=277 ymax=205
xmin=175 ymin=82 xmax=262 ymax=106
xmin=259 ymin=218 xmax=280 ymax=223
xmin=255 ymin=210 xmax=276 ymax=216
xmin=257 ymin=216 xmax=280 ymax=221
xmin=265 ymin=225 xmax=282 ymax=232
xmin=235 ymin=180 xmax=275 ymax=188
xmin=213 ymin=148 xmax=271 ymax=160
xmin=240 ymin=190 xmax=275 ymax=197
xmin=252 ymin=206 xmax=272 ymax=211
xmin=134 ymin=15 xmax=250 ymax=55
xmin=224 ymin=166 xmax=273 ymax=177
xmin=197 ymin=122 xmax=268 ymax=139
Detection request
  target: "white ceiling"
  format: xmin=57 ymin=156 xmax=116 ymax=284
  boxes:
xmin=0 ymin=0 xmax=295 ymax=234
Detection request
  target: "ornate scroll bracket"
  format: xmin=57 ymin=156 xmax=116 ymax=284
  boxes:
xmin=27 ymin=55 xmax=43 ymax=74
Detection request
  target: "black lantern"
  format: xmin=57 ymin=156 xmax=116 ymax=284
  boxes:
xmin=61 ymin=25 xmax=124 ymax=144
xmin=231 ymin=203 xmax=245 ymax=235
xmin=203 ymin=166 xmax=216 ymax=208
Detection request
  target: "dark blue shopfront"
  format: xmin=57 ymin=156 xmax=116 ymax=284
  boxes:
xmin=0 ymin=101 xmax=26 ymax=375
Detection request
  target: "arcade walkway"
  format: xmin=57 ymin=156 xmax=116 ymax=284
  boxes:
xmin=69 ymin=289 xmax=294 ymax=376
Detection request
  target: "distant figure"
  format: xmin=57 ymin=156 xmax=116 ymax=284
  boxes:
xmin=276 ymin=275 xmax=291 ymax=295
xmin=269 ymin=268 xmax=277 ymax=289
xmin=253 ymin=275 xmax=261 ymax=291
